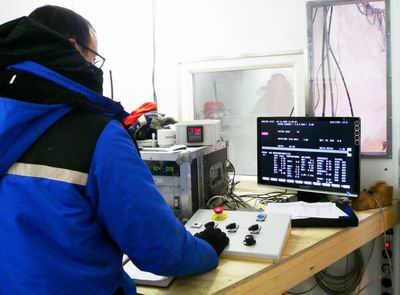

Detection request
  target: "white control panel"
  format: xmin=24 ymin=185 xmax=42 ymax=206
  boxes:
xmin=185 ymin=209 xmax=292 ymax=263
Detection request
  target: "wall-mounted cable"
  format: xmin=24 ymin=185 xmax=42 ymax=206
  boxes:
xmin=109 ymin=70 xmax=114 ymax=100
xmin=321 ymin=6 xmax=327 ymax=117
xmin=313 ymin=5 xmax=355 ymax=117
xmin=152 ymin=0 xmax=158 ymax=104
xmin=326 ymin=6 xmax=335 ymax=117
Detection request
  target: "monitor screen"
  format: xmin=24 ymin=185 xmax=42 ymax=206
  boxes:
xmin=257 ymin=117 xmax=360 ymax=197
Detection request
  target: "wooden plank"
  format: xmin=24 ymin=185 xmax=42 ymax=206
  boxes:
xmin=215 ymin=202 xmax=400 ymax=295
xmin=137 ymin=202 xmax=400 ymax=295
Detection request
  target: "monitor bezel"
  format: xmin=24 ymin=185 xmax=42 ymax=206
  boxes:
xmin=257 ymin=116 xmax=361 ymax=198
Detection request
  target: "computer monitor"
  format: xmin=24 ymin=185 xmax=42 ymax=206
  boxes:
xmin=257 ymin=117 xmax=360 ymax=201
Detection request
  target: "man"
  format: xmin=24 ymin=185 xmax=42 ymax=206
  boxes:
xmin=0 ymin=5 xmax=228 ymax=294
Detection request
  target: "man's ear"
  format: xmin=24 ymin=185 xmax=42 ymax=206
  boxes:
xmin=68 ymin=38 xmax=81 ymax=53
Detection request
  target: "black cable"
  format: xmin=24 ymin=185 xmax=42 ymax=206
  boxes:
xmin=312 ymin=6 xmax=332 ymax=113
xmin=289 ymin=106 xmax=294 ymax=117
xmin=314 ymin=5 xmax=354 ymax=117
xmin=326 ymin=6 xmax=335 ymax=117
xmin=321 ymin=6 xmax=327 ymax=117
xmin=314 ymin=249 xmax=364 ymax=294
xmin=332 ymin=9 xmax=342 ymax=117
xmin=312 ymin=7 xmax=319 ymax=24
xmin=210 ymin=160 xmax=291 ymax=210
xmin=334 ymin=67 xmax=340 ymax=116
xmin=209 ymin=160 xmax=245 ymax=210
xmin=285 ymin=281 xmax=318 ymax=295
xmin=355 ymin=239 xmax=376 ymax=294
xmin=313 ymin=54 xmax=328 ymax=111
xmin=327 ymin=40 xmax=354 ymax=116
xmin=344 ymin=255 xmax=349 ymax=294
xmin=313 ymin=13 xmax=331 ymax=112
xmin=226 ymin=159 xmax=236 ymax=197
xmin=152 ymin=0 xmax=158 ymax=104
xmin=109 ymin=70 xmax=114 ymax=100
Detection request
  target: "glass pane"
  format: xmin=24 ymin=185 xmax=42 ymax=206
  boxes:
xmin=308 ymin=0 xmax=390 ymax=157
xmin=193 ymin=68 xmax=294 ymax=175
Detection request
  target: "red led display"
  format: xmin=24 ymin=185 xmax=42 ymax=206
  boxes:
xmin=188 ymin=127 xmax=202 ymax=134
xmin=187 ymin=126 xmax=204 ymax=143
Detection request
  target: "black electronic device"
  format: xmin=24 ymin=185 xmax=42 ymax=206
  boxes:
xmin=140 ymin=141 xmax=228 ymax=219
xmin=257 ymin=117 xmax=360 ymax=200
xmin=187 ymin=126 xmax=204 ymax=143
xmin=257 ymin=117 xmax=360 ymax=227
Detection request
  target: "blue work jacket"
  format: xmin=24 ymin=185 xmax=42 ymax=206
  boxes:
xmin=0 ymin=61 xmax=218 ymax=294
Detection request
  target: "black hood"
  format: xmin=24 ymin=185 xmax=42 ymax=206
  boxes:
xmin=0 ymin=16 xmax=103 ymax=93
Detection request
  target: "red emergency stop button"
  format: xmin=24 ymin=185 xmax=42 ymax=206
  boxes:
xmin=211 ymin=206 xmax=227 ymax=221
xmin=213 ymin=206 xmax=224 ymax=215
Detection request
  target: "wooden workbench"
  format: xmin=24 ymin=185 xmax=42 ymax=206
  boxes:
xmin=138 ymin=201 xmax=400 ymax=295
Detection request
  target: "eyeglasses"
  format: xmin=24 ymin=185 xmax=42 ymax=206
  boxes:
xmin=79 ymin=44 xmax=106 ymax=69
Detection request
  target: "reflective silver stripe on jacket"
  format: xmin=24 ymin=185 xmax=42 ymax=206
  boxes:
xmin=6 ymin=162 xmax=88 ymax=185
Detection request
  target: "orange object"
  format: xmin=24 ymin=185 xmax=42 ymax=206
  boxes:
xmin=203 ymin=101 xmax=223 ymax=118
xmin=352 ymin=181 xmax=393 ymax=211
xmin=123 ymin=102 xmax=157 ymax=127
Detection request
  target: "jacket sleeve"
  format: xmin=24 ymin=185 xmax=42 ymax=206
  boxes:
xmin=86 ymin=120 xmax=218 ymax=276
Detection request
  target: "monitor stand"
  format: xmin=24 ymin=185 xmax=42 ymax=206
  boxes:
xmin=296 ymin=191 xmax=330 ymax=203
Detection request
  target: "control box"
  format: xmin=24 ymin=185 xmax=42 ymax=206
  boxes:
xmin=175 ymin=120 xmax=221 ymax=146
xmin=140 ymin=141 xmax=229 ymax=219
xmin=185 ymin=209 xmax=292 ymax=263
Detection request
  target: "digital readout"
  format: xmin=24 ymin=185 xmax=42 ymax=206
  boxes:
xmin=187 ymin=126 xmax=204 ymax=143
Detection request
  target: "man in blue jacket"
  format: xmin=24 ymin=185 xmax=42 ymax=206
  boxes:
xmin=0 ymin=5 xmax=229 ymax=295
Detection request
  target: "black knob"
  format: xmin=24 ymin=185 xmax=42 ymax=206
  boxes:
xmin=204 ymin=221 xmax=215 ymax=229
xmin=243 ymin=234 xmax=256 ymax=246
xmin=381 ymin=278 xmax=392 ymax=288
xmin=385 ymin=228 xmax=393 ymax=235
xmin=225 ymin=223 xmax=237 ymax=230
xmin=382 ymin=249 xmax=392 ymax=259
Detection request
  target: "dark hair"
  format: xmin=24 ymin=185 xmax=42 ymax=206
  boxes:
xmin=28 ymin=5 xmax=94 ymax=49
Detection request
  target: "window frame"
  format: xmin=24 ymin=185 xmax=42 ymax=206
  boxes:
xmin=179 ymin=51 xmax=307 ymax=122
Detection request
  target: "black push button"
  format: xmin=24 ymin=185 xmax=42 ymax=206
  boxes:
xmin=243 ymin=235 xmax=256 ymax=246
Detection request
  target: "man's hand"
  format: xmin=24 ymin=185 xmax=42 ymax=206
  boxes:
xmin=194 ymin=227 xmax=229 ymax=256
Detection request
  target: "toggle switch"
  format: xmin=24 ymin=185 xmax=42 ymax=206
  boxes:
xmin=248 ymin=224 xmax=261 ymax=234
xmin=225 ymin=222 xmax=239 ymax=233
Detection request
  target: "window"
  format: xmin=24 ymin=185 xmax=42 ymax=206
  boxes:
xmin=307 ymin=0 xmax=391 ymax=157
xmin=180 ymin=52 xmax=305 ymax=175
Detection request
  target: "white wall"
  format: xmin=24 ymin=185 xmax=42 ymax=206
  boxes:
xmin=155 ymin=0 xmax=307 ymax=119
xmin=72 ymin=1 xmax=154 ymax=112
xmin=1 ymin=1 xmax=399 ymax=293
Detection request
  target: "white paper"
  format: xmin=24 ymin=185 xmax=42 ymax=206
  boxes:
xmin=123 ymin=256 xmax=173 ymax=287
xmin=265 ymin=202 xmax=348 ymax=219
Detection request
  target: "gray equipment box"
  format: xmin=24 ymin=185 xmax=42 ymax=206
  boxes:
xmin=140 ymin=141 xmax=229 ymax=219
